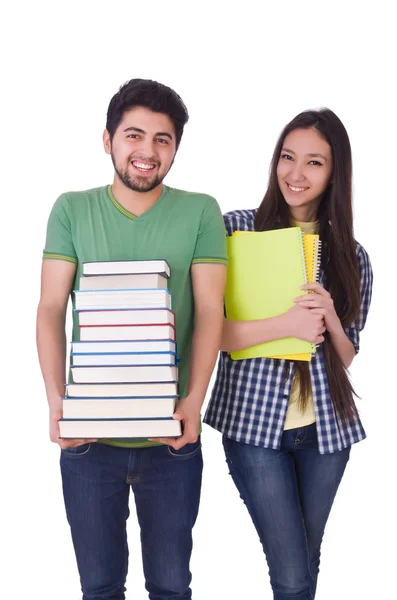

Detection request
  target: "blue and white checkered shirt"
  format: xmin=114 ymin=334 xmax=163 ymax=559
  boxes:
xmin=204 ymin=209 xmax=373 ymax=454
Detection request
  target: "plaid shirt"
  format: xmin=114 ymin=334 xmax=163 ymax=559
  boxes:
xmin=204 ymin=209 xmax=373 ymax=454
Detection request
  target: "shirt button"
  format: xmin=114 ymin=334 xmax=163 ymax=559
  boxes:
xmin=283 ymin=394 xmax=289 ymax=399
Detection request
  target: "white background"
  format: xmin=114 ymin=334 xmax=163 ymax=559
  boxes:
xmin=2 ymin=1 xmax=396 ymax=598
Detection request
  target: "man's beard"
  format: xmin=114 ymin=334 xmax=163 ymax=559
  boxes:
xmin=111 ymin=153 xmax=167 ymax=193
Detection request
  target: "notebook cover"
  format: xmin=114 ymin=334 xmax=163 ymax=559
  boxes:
xmin=226 ymin=228 xmax=314 ymax=359
xmin=232 ymin=230 xmax=321 ymax=361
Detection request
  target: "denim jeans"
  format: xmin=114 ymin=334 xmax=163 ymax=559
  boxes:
xmin=60 ymin=439 xmax=203 ymax=600
xmin=223 ymin=423 xmax=350 ymax=600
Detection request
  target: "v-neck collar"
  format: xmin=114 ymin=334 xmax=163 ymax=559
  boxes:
xmin=107 ymin=185 xmax=169 ymax=221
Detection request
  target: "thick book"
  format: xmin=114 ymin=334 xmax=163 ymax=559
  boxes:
xmin=65 ymin=381 xmax=178 ymax=398
xmin=82 ymin=259 xmax=171 ymax=278
xmin=59 ymin=417 xmax=182 ymax=439
xmin=74 ymin=288 xmax=172 ymax=311
xmin=71 ymin=351 xmax=177 ymax=367
xmin=79 ymin=323 xmax=176 ymax=342
xmin=77 ymin=308 xmax=175 ymax=327
xmin=79 ymin=273 xmax=168 ymax=291
xmin=71 ymin=339 xmax=176 ymax=354
xmin=71 ymin=364 xmax=178 ymax=384
xmin=62 ymin=396 xmax=177 ymax=419
xmin=226 ymin=227 xmax=315 ymax=360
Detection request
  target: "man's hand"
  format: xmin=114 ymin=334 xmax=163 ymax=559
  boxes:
xmin=50 ymin=406 xmax=96 ymax=450
xmin=149 ymin=395 xmax=201 ymax=450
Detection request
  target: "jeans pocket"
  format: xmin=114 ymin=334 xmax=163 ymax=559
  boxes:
xmin=61 ymin=443 xmax=92 ymax=458
xmin=167 ymin=438 xmax=202 ymax=460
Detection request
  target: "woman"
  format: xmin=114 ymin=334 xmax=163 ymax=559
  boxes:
xmin=204 ymin=108 xmax=373 ymax=600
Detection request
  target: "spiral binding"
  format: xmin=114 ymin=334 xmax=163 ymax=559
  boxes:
xmin=298 ymin=230 xmax=308 ymax=283
xmin=314 ymin=239 xmax=322 ymax=282
xmin=312 ymin=238 xmax=322 ymax=353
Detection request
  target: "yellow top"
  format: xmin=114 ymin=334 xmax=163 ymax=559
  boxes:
xmin=284 ymin=219 xmax=319 ymax=431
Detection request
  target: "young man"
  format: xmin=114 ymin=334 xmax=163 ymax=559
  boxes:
xmin=37 ymin=79 xmax=227 ymax=600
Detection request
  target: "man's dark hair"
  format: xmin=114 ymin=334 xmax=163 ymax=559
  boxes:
xmin=106 ymin=79 xmax=189 ymax=146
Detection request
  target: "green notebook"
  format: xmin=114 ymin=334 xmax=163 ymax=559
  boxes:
xmin=225 ymin=227 xmax=315 ymax=360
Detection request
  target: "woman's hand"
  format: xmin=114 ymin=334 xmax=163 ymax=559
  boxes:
xmin=293 ymin=283 xmax=341 ymax=334
xmin=284 ymin=304 xmax=326 ymax=343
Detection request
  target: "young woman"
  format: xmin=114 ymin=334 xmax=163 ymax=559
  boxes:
xmin=204 ymin=108 xmax=373 ymax=600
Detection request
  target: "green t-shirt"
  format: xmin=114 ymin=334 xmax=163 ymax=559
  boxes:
xmin=43 ymin=184 xmax=228 ymax=447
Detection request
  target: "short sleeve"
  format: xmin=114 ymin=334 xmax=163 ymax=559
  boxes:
xmin=42 ymin=194 xmax=78 ymax=264
xmin=191 ymin=199 xmax=228 ymax=266
xmin=344 ymin=244 xmax=373 ymax=353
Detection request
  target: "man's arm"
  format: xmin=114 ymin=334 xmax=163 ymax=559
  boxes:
xmin=153 ymin=263 xmax=227 ymax=449
xmin=186 ymin=262 xmax=227 ymax=399
xmin=36 ymin=259 xmax=94 ymax=449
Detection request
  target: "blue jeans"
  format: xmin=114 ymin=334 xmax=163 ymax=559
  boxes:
xmin=223 ymin=424 xmax=350 ymax=600
xmin=60 ymin=439 xmax=203 ymax=600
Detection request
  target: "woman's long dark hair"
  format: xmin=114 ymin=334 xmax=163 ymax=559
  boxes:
xmin=254 ymin=108 xmax=361 ymax=422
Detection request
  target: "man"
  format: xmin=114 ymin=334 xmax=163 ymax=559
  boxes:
xmin=37 ymin=78 xmax=227 ymax=600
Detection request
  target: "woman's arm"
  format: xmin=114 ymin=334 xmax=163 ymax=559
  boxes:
xmin=295 ymin=283 xmax=356 ymax=368
xmin=221 ymin=304 xmax=326 ymax=352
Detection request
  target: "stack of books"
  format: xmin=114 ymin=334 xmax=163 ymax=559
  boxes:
xmin=59 ymin=259 xmax=182 ymax=439
xmin=225 ymin=228 xmax=322 ymax=361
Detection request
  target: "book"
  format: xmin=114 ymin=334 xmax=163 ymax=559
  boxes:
xmin=77 ymin=307 xmax=175 ymax=327
xmin=68 ymin=259 xmax=180 ymax=434
xmin=74 ymin=288 xmax=172 ymax=311
xmin=71 ymin=352 xmax=177 ymax=366
xmin=71 ymin=339 xmax=177 ymax=354
xmin=225 ymin=227 xmax=315 ymax=360
xmin=65 ymin=381 xmax=178 ymax=398
xmin=59 ymin=417 xmax=182 ymax=439
xmin=232 ymin=230 xmax=322 ymax=361
xmin=62 ymin=396 xmax=177 ymax=419
xmin=82 ymin=259 xmax=171 ymax=278
xmin=79 ymin=273 xmax=168 ymax=291
xmin=71 ymin=364 xmax=178 ymax=384
xmin=79 ymin=323 xmax=176 ymax=342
